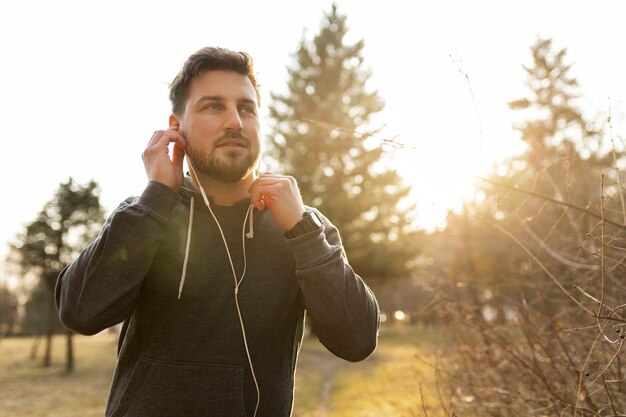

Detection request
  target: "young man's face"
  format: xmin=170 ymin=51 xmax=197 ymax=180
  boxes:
xmin=175 ymin=70 xmax=261 ymax=183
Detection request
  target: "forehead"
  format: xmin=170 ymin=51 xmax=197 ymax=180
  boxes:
xmin=186 ymin=70 xmax=257 ymax=106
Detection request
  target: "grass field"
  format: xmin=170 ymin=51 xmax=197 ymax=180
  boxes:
xmin=0 ymin=326 xmax=444 ymax=417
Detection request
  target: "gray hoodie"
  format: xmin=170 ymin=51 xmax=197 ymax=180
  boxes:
xmin=55 ymin=179 xmax=379 ymax=417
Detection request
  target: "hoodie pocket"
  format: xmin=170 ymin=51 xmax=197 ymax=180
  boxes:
xmin=111 ymin=356 xmax=246 ymax=417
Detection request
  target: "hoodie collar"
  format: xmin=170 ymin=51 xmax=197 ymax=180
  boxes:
xmin=178 ymin=175 xmax=251 ymax=210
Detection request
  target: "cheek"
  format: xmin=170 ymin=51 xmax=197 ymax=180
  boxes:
xmin=184 ymin=118 xmax=220 ymax=139
xmin=244 ymin=123 xmax=261 ymax=143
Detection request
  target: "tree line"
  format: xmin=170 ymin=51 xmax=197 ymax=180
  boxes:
xmin=1 ymin=4 xmax=625 ymax=415
xmin=0 ymin=4 xmax=419 ymax=372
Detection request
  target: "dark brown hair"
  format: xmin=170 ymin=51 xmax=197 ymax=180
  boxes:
xmin=169 ymin=47 xmax=260 ymax=115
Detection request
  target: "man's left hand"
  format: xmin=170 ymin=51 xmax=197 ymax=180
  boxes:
xmin=248 ymin=172 xmax=306 ymax=231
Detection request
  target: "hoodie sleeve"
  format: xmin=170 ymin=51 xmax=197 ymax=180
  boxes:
xmin=286 ymin=210 xmax=380 ymax=362
xmin=55 ymin=181 xmax=180 ymax=335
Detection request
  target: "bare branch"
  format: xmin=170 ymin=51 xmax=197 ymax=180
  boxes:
xmin=481 ymin=178 xmax=626 ymax=230
xmin=479 ymin=215 xmax=594 ymax=315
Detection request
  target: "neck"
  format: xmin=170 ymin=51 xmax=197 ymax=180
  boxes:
xmin=189 ymin=168 xmax=255 ymax=206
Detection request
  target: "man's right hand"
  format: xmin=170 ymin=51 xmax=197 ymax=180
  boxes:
xmin=142 ymin=127 xmax=187 ymax=191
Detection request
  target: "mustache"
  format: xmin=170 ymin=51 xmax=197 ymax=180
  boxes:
xmin=215 ymin=131 xmax=250 ymax=147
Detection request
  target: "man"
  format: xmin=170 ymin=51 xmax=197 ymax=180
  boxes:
xmin=56 ymin=46 xmax=379 ymax=417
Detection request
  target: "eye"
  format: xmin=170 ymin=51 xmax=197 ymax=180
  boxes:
xmin=203 ymin=103 xmax=223 ymax=112
xmin=239 ymin=105 xmax=257 ymax=117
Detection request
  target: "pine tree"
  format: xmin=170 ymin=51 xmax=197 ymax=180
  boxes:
xmin=496 ymin=38 xmax=608 ymax=221
xmin=0 ymin=285 xmax=17 ymax=337
xmin=267 ymin=4 xmax=420 ymax=281
xmin=14 ymin=178 xmax=104 ymax=372
xmin=508 ymin=38 xmax=600 ymax=168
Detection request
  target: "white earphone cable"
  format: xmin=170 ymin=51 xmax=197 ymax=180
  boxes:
xmin=188 ymin=161 xmax=260 ymax=417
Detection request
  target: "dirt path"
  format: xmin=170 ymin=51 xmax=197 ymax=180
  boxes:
xmin=297 ymin=345 xmax=347 ymax=417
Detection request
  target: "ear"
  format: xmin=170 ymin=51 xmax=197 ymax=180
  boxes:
xmin=169 ymin=114 xmax=180 ymax=129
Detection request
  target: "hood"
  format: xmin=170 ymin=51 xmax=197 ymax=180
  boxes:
xmin=178 ymin=175 xmax=199 ymax=204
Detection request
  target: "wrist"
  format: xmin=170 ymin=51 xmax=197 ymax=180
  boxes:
xmin=285 ymin=210 xmax=324 ymax=239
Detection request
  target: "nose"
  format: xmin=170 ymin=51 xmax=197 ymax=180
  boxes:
xmin=224 ymin=108 xmax=243 ymax=131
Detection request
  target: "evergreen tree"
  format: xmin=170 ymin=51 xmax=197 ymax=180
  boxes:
xmin=0 ymin=285 xmax=17 ymax=337
xmin=434 ymin=38 xmax=626 ymax=415
xmin=267 ymin=4 xmax=420 ymax=282
xmin=13 ymin=178 xmax=103 ymax=372
xmin=508 ymin=38 xmax=600 ymax=169
xmin=495 ymin=38 xmax=609 ymax=237
xmin=443 ymin=38 xmax=609 ymax=327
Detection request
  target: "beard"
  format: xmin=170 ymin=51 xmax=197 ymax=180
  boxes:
xmin=184 ymin=130 xmax=259 ymax=183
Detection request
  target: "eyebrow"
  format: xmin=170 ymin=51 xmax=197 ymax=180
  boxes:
xmin=195 ymin=95 xmax=257 ymax=106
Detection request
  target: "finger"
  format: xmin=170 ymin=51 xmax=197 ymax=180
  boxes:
xmin=260 ymin=171 xmax=283 ymax=179
xmin=142 ymin=133 xmax=184 ymax=165
xmin=250 ymin=189 xmax=266 ymax=211
xmin=262 ymin=195 xmax=273 ymax=209
xmin=147 ymin=130 xmax=186 ymax=149
xmin=172 ymin=144 xmax=185 ymax=169
xmin=249 ymin=185 xmax=265 ymax=211
xmin=249 ymin=173 xmax=288 ymax=190
xmin=249 ymin=180 xmax=274 ymax=211
xmin=249 ymin=179 xmax=281 ymax=192
xmin=248 ymin=178 xmax=271 ymax=201
xmin=153 ymin=135 xmax=174 ymax=154
xmin=153 ymin=132 xmax=186 ymax=151
xmin=172 ymin=133 xmax=186 ymax=149
xmin=258 ymin=173 xmax=297 ymax=190
xmin=251 ymin=195 xmax=273 ymax=212
xmin=146 ymin=130 xmax=165 ymax=147
xmin=250 ymin=176 xmax=294 ymax=197
xmin=250 ymin=183 xmax=280 ymax=207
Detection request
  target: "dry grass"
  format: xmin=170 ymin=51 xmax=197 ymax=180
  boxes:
xmin=0 ymin=332 xmax=117 ymax=417
xmin=0 ymin=326 xmax=442 ymax=417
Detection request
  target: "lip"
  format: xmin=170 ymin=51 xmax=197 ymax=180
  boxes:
xmin=216 ymin=139 xmax=247 ymax=148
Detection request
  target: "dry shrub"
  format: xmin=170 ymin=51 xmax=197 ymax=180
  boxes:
xmin=421 ymin=163 xmax=626 ymax=416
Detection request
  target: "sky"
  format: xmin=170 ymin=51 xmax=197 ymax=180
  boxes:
xmin=2 ymin=0 xmax=626 ymax=266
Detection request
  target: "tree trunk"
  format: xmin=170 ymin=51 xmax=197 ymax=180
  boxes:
xmin=30 ymin=334 xmax=42 ymax=360
xmin=42 ymin=296 xmax=55 ymax=367
xmin=43 ymin=330 xmax=52 ymax=367
xmin=65 ymin=330 xmax=74 ymax=373
xmin=6 ymin=301 xmax=16 ymax=336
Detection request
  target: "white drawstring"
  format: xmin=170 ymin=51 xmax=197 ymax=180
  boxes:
xmin=182 ymin=162 xmax=260 ymax=417
xmin=246 ymin=206 xmax=254 ymax=239
xmin=178 ymin=196 xmax=195 ymax=300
